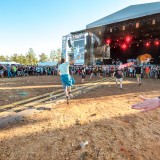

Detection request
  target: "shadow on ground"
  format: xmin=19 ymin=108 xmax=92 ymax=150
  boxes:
xmin=0 ymin=109 xmax=160 ymax=160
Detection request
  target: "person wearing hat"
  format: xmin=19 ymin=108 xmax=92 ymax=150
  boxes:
xmin=0 ymin=64 xmax=6 ymax=78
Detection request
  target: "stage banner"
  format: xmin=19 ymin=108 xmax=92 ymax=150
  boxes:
xmin=62 ymin=36 xmax=67 ymax=59
xmin=73 ymin=34 xmax=85 ymax=65
xmin=62 ymin=34 xmax=73 ymax=62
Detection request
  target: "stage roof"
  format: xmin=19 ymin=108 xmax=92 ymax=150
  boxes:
xmin=70 ymin=29 xmax=86 ymax=34
xmin=86 ymin=2 xmax=160 ymax=29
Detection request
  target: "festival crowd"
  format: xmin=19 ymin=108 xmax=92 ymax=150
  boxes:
xmin=0 ymin=64 xmax=160 ymax=79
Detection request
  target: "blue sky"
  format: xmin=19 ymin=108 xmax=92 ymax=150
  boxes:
xmin=0 ymin=0 xmax=158 ymax=56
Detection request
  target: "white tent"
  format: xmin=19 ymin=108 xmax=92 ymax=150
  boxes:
xmin=38 ymin=61 xmax=58 ymax=66
xmin=0 ymin=61 xmax=20 ymax=65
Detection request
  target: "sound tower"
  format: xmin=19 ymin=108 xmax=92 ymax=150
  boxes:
xmin=85 ymin=35 xmax=91 ymax=49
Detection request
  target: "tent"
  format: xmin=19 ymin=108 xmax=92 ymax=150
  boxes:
xmin=38 ymin=61 xmax=58 ymax=66
xmin=0 ymin=61 xmax=20 ymax=65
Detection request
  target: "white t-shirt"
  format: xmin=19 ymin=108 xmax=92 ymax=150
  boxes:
xmin=58 ymin=62 xmax=69 ymax=75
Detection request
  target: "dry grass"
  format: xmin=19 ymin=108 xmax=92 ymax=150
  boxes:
xmin=0 ymin=77 xmax=160 ymax=160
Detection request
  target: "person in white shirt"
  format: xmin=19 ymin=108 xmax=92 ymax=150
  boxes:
xmin=102 ymin=65 xmax=107 ymax=77
xmin=113 ymin=67 xmax=124 ymax=89
xmin=58 ymin=55 xmax=80 ymax=104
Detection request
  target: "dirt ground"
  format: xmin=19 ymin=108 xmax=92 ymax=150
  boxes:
xmin=0 ymin=75 xmax=100 ymax=106
xmin=0 ymin=76 xmax=160 ymax=160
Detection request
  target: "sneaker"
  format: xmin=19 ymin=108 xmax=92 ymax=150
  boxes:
xmin=68 ymin=92 xmax=73 ymax=98
xmin=66 ymin=96 xmax=69 ymax=105
xmin=69 ymin=93 xmax=73 ymax=98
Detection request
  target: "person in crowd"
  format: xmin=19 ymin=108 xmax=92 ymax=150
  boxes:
xmin=113 ymin=66 xmax=124 ymax=89
xmin=58 ymin=55 xmax=80 ymax=104
xmin=135 ymin=65 xmax=142 ymax=86
xmin=132 ymin=95 xmax=160 ymax=112
xmin=47 ymin=67 xmax=51 ymax=75
xmin=97 ymin=66 xmax=102 ymax=77
xmin=123 ymin=67 xmax=127 ymax=77
xmin=154 ymin=66 xmax=159 ymax=79
xmin=40 ymin=67 xmax=43 ymax=75
xmin=0 ymin=64 xmax=6 ymax=78
xmin=128 ymin=66 xmax=133 ymax=77
xmin=6 ymin=64 xmax=12 ymax=78
xmin=36 ymin=66 xmax=41 ymax=75
xmin=71 ymin=66 xmax=75 ymax=76
xmin=102 ymin=65 xmax=107 ymax=77
xmin=90 ymin=66 xmax=102 ymax=79
xmin=24 ymin=67 xmax=29 ymax=76
xmin=110 ymin=65 xmax=115 ymax=76
xmin=158 ymin=66 xmax=160 ymax=78
xmin=145 ymin=66 xmax=150 ymax=78
xmin=12 ymin=65 xmax=17 ymax=77
xmin=81 ymin=66 xmax=86 ymax=83
xmin=17 ymin=66 xmax=23 ymax=76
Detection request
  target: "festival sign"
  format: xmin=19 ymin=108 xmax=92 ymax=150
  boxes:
xmin=73 ymin=33 xmax=85 ymax=65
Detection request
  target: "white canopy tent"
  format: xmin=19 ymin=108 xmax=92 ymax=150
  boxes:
xmin=0 ymin=61 xmax=20 ymax=65
xmin=38 ymin=61 xmax=58 ymax=66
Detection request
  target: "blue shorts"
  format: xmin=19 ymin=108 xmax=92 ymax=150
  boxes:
xmin=60 ymin=74 xmax=75 ymax=89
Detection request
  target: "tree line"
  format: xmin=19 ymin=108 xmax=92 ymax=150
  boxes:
xmin=0 ymin=48 xmax=61 ymax=65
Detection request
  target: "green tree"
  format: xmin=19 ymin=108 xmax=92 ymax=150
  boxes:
xmin=39 ymin=53 xmax=48 ymax=62
xmin=56 ymin=48 xmax=61 ymax=62
xmin=50 ymin=50 xmax=56 ymax=61
xmin=18 ymin=54 xmax=26 ymax=64
xmin=10 ymin=54 xmax=26 ymax=64
xmin=5 ymin=56 xmax=10 ymax=61
xmin=25 ymin=48 xmax=38 ymax=65
xmin=10 ymin=54 xmax=19 ymax=62
xmin=0 ymin=55 xmax=6 ymax=61
xmin=49 ymin=48 xmax=61 ymax=62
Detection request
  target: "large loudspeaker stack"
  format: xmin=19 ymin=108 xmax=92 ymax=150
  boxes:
xmin=103 ymin=59 xmax=113 ymax=65
xmin=68 ymin=39 xmax=72 ymax=48
xmin=85 ymin=35 xmax=91 ymax=49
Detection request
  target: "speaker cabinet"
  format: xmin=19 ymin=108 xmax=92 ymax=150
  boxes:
xmin=103 ymin=59 xmax=112 ymax=65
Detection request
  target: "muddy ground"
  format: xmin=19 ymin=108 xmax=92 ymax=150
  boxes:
xmin=0 ymin=76 xmax=160 ymax=160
